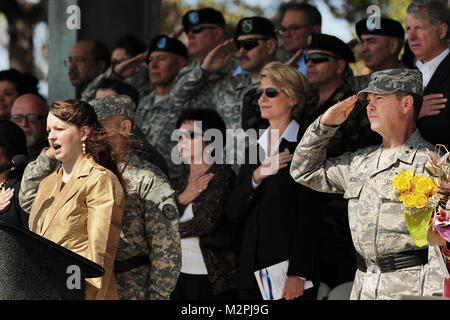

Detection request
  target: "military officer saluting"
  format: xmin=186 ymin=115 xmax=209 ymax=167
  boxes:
xmin=290 ymin=69 xmax=445 ymax=299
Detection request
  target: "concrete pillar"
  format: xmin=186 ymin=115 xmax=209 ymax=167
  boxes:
xmin=48 ymin=0 xmax=160 ymax=103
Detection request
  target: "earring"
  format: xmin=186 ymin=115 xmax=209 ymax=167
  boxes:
xmin=82 ymin=142 xmax=86 ymax=155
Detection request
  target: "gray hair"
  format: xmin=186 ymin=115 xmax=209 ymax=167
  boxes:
xmin=407 ymin=0 xmax=450 ymax=38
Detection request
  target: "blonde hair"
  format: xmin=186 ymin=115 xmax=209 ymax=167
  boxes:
xmin=260 ymin=61 xmax=310 ymax=121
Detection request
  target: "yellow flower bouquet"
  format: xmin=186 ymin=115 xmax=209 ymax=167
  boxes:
xmin=392 ymin=169 xmax=440 ymax=247
xmin=392 ymin=144 xmax=450 ymax=247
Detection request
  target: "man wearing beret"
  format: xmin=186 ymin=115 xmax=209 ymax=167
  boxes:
xmin=170 ymin=8 xmax=240 ymax=117
xmin=175 ymin=16 xmax=277 ymax=132
xmin=350 ymin=17 xmax=406 ymax=92
xmin=133 ymin=34 xmax=188 ymax=180
xmin=19 ymin=95 xmax=182 ymax=300
xmin=290 ymin=69 xmax=445 ymax=299
xmin=406 ymin=0 xmax=450 ymax=150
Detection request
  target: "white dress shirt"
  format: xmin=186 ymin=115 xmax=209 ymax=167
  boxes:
xmin=252 ymin=119 xmax=300 ymax=189
xmin=416 ymin=48 xmax=449 ymax=88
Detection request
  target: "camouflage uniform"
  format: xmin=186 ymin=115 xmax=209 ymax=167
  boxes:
xmin=134 ymin=90 xmax=187 ymax=180
xmin=81 ymin=64 xmax=152 ymax=102
xmin=115 ymin=151 xmax=181 ymax=300
xmin=170 ymin=57 xmax=242 ymax=129
xmin=290 ymin=69 xmax=445 ymax=299
xmin=299 ymin=81 xmax=380 ymax=288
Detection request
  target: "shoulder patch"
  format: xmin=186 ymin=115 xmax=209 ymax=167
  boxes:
xmin=162 ymin=204 xmax=177 ymax=219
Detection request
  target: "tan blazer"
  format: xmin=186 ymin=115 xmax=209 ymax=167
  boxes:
xmin=29 ymin=155 xmax=125 ymax=300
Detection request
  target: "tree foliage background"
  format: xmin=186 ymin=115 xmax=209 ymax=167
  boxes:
xmin=1 ymin=0 xmax=435 ymax=87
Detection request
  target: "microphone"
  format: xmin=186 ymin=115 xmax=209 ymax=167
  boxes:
xmin=0 ymin=154 xmax=28 ymax=174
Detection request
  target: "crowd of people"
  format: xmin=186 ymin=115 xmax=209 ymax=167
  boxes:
xmin=0 ymin=0 xmax=449 ymax=300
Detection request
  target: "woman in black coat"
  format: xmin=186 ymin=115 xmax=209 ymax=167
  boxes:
xmin=0 ymin=120 xmax=29 ymax=227
xmin=227 ymin=62 xmax=321 ymax=300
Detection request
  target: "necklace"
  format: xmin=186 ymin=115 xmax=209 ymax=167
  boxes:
xmin=0 ymin=178 xmax=7 ymax=189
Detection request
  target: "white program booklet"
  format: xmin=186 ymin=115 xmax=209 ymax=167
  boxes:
xmin=254 ymin=260 xmax=314 ymax=300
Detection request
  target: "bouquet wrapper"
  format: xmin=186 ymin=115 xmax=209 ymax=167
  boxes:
xmin=404 ymin=207 xmax=434 ymax=247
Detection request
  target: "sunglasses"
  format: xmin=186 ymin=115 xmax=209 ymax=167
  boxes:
xmin=178 ymin=130 xmax=203 ymax=140
xmin=185 ymin=25 xmax=218 ymax=34
xmin=255 ymin=88 xmax=281 ymax=99
xmin=276 ymin=24 xmax=312 ymax=36
xmin=304 ymin=52 xmax=340 ymax=64
xmin=235 ymin=37 xmax=270 ymax=51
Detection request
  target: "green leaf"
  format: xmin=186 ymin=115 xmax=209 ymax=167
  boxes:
xmin=403 ymin=207 xmax=434 ymax=247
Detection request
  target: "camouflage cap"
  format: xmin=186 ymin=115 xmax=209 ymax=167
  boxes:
xmin=89 ymin=95 xmax=134 ymax=122
xmin=357 ymin=69 xmax=423 ymax=100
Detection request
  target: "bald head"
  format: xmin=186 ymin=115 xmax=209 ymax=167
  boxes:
xmin=11 ymin=94 xmax=48 ymax=149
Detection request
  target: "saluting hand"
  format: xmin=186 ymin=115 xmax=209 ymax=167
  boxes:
xmin=201 ymin=39 xmax=235 ymax=73
xmin=113 ymin=53 xmax=147 ymax=79
xmin=169 ymin=25 xmax=185 ymax=39
xmin=321 ymin=95 xmax=358 ymax=127
xmin=285 ymin=49 xmax=303 ymax=69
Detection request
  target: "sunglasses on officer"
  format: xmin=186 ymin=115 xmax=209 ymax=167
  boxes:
xmin=255 ymin=87 xmax=281 ymax=99
xmin=185 ymin=25 xmax=218 ymax=34
xmin=235 ymin=37 xmax=270 ymax=51
xmin=304 ymin=52 xmax=340 ymax=64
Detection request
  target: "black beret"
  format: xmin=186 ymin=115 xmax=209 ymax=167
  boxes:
xmin=147 ymin=35 xmax=188 ymax=60
xmin=356 ymin=17 xmax=404 ymax=40
xmin=306 ymin=33 xmax=355 ymax=63
xmin=182 ymin=8 xmax=225 ymax=31
xmin=234 ymin=16 xmax=276 ymax=40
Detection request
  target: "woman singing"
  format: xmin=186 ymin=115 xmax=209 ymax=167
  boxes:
xmin=27 ymin=99 xmax=125 ymax=299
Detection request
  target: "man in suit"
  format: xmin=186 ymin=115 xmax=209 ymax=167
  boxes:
xmin=350 ymin=17 xmax=405 ymax=92
xmin=406 ymin=0 xmax=450 ymax=149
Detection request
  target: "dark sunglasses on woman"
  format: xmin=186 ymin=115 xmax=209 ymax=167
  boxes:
xmin=255 ymin=87 xmax=281 ymax=99
xmin=304 ymin=52 xmax=340 ymax=64
xmin=235 ymin=37 xmax=270 ymax=51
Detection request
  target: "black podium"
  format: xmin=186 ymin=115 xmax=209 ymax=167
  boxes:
xmin=0 ymin=221 xmax=104 ymax=300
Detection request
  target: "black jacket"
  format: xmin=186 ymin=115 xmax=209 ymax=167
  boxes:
xmin=418 ymin=53 xmax=450 ymax=149
xmin=226 ymin=128 xmax=320 ymax=291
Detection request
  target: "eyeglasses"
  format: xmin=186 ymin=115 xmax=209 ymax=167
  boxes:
xmin=10 ymin=114 xmax=46 ymax=124
xmin=304 ymin=52 xmax=340 ymax=64
xmin=255 ymin=88 xmax=281 ymax=99
xmin=185 ymin=25 xmax=218 ymax=34
xmin=276 ymin=24 xmax=312 ymax=36
xmin=178 ymin=130 xmax=203 ymax=140
xmin=235 ymin=37 xmax=270 ymax=51
xmin=64 ymin=56 xmax=92 ymax=67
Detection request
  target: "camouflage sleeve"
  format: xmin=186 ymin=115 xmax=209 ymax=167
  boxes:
xmin=18 ymin=148 xmax=59 ymax=214
xmin=141 ymin=176 xmax=181 ymax=300
xmin=81 ymin=66 xmax=119 ymax=102
xmin=170 ymin=63 xmax=212 ymax=107
xmin=290 ymin=116 xmax=352 ymax=194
